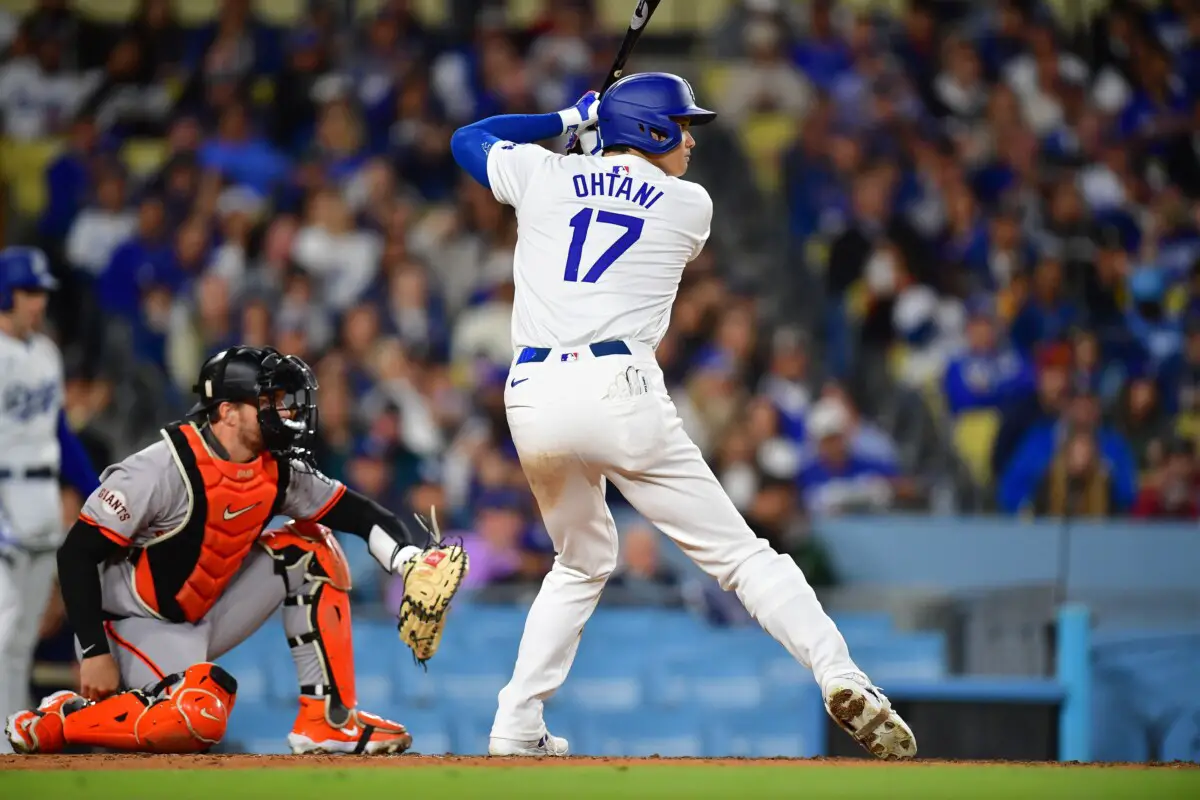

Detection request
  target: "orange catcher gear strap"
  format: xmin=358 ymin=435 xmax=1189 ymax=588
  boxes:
xmin=62 ymin=663 xmax=237 ymax=753
xmin=259 ymin=519 xmax=358 ymax=726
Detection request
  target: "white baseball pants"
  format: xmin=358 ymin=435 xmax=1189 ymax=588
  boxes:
xmin=0 ymin=478 xmax=62 ymax=753
xmin=492 ymin=341 xmax=859 ymax=741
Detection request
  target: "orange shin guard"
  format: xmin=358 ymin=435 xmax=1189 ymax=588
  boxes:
xmin=261 ymin=520 xmax=359 ymax=723
xmin=63 ymin=663 xmax=238 ymax=753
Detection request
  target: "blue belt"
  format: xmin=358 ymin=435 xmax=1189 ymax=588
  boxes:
xmin=516 ymin=341 xmax=631 ymax=365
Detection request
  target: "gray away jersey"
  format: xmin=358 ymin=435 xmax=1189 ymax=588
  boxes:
xmin=80 ymin=431 xmax=343 ymax=546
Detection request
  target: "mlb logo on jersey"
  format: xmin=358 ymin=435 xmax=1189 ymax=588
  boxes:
xmin=561 ymin=352 xmax=579 ymax=362
xmin=612 ymin=165 xmax=630 ymax=174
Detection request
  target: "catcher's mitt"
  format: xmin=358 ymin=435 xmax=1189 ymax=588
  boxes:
xmin=397 ymin=509 xmax=469 ymax=665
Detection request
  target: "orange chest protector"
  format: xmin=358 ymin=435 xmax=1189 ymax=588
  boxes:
xmin=133 ymin=423 xmax=285 ymax=623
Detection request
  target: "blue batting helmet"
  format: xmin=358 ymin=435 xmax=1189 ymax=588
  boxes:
xmin=597 ymin=72 xmax=716 ymax=156
xmin=0 ymin=246 xmax=58 ymax=311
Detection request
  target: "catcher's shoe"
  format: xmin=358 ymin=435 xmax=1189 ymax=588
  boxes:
xmin=287 ymin=697 xmax=412 ymax=755
xmin=488 ymin=731 xmax=570 ymax=757
xmin=397 ymin=508 xmax=469 ymax=664
xmin=5 ymin=690 xmax=90 ymax=755
xmin=823 ymin=673 xmax=917 ymax=760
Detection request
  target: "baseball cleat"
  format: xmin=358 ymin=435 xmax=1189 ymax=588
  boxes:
xmin=488 ymin=731 xmax=570 ymax=757
xmin=287 ymin=697 xmax=412 ymax=755
xmin=823 ymin=673 xmax=917 ymax=760
xmin=4 ymin=690 xmax=89 ymax=755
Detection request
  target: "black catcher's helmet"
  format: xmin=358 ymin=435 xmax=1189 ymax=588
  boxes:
xmin=189 ymin=346 xmax=319 ymax=465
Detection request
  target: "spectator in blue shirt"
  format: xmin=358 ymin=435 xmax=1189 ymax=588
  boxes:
xmin=1126 ymin=267 xmax=1183 ymax=373
xmin=39 ymin=114 xmax=101 ymax=241
xmin=1010 ymin=256 xmax=1082 ymax=357
xmin=797 ymin=398 xmax=902 ymax=516
xmin=944 ymin=301 xmax=1034 ymax=416
xmin=791 ymin=0 xmax=853 ymax=91
xmin=198 ymin=101 xmax=291 ymax=198
xmin=96 ymin=194 xmax=172 ymax=321
xmin=999 ymin=387 xmax=1138 ymax=513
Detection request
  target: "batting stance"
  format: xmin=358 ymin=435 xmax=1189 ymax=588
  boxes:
xmin=5 ymin=345 xmax=468 ymax=755
xmin=0 ymin=247 xmax=100 ymax=754
xmin=450 ymin=73 xmax=916 ymax=759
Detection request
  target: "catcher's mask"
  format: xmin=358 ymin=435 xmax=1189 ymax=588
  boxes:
xmin=189 ymin=345 xmax=320 ymax=466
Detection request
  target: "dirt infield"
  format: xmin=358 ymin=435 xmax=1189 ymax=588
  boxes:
xmin=2 ymin=754 xmax=1197 ymax=771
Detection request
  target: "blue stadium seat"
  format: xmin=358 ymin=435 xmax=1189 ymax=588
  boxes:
xmin=224 ymin=701 xmax=297 ymax=755
xmin=850 ymin=632 xmax=948 ymax=682
xmin=352 ymin=626 xmax=404 ymax=709
xmin=215 ymin=642 xmax=270 ymax=706
xmin=830 ymin=612 xmax=896 ymax=644
xmin=216 ymin=621 xmax=294 ymax=706
xmin=448 ymin=714 xmax=493 ymax=755
xmin=762 ymin=632 xmax=948 ymax=694
xmin=647 ymin=657 xmax=766 ymax=711
xmin=713 ymin=702 xmax=824 ymax=758
xmin=437 ymin=659 xmax=510 ymax=710
xmin=393 ymin=706 xmax=453 ymax=755
xmin=580 ymin=709 xmax=706 ymax=757
xmin=552 ymin=652 xmax=644 ymax=712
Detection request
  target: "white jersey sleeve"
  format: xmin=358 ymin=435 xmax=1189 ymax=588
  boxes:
xmin=486 ymin=142 xmax=558 ymax=208
xmin=691 ymin=186 xmax=714 ymax=263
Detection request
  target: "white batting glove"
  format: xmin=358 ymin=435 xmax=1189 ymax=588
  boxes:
xmin=557 ymin=90 xmax=600 ymax=138
xmin=567 ymin=121 xmax=603 ymax=156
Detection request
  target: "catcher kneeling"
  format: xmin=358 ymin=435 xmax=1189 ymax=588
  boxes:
xmin=5 ymin=346 xmax=467 ymax=756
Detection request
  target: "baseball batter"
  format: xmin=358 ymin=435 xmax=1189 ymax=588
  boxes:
xmin=6 ymin=345 xmax=468 ymax=756
xmin=0 ymin=247 xmax=100 ymax=755
xmin=450 ymin=73 xmax=916 ymax=759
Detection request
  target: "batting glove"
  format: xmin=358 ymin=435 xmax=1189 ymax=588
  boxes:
xmin=567 ymin=121 xmax=603 ymax=156
xmin=558 ymin=90 xmax=600 ymax=139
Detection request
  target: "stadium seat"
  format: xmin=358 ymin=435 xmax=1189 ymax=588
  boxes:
xmin=392 ymin=706 xmax=453 ymax=755
xmin=553 ymin=652 xmax=644 ymax=713
xmin=506 ymin=0 xmax=541 ymax=27
xmin=0 ymin=138 xmax=63 ymax=220
xmin=700 ymin=64 xmax=733 ymax=109
xmin=953 ymin=409 xmax=1002 ymax=487
xmin=830 ymin=611 xmax=895 ymax=641
xmin=74 ymin=0 xmax=138 ymax=23
xmin=0 ymin=0 xmax=35 ymax=15
xmin=581 ymin=709 xmax=706 ymax=757
xmin=121 ymin=138 xmax=170 ymax=179
xmin=215 ymin=619 xmax=295 ymax=706
xmin=224 ymin=701 xmax=297 ymax=755
xmin=254 ymin=0 xmax=303 ymax=27
xmin=172 ymin=0 xmax=219 ymax=27
xmin=436 ymin=659 xmax=510 ymax=709
xmin=712 ymin=701 xmax=824 ymax=758
xmin=351 ymin=622 xmax=408 ymax=709
xmin=737 ymin=113 xmax=799 ymax=194
xmin=850 ymin=632 xmax=949 ymax=683
xmin=448 ymin=714 xmax=493 ymax=756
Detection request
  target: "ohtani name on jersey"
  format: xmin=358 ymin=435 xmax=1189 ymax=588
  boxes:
xmin=572 ymin=172 xmax=665 ymax=209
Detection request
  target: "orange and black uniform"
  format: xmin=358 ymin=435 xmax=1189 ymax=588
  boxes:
xmin=58 ymin=423 xmax=431 ymax=660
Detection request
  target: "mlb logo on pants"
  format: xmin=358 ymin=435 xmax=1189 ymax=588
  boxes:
xmin=561 ymin=353 xmax=578 ymax=362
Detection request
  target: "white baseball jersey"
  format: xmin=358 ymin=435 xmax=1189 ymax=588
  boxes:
xmin=0 ymin=330 xmax=63 ymax=474
xmin=486 ymin=145 xmax=712 ymax=349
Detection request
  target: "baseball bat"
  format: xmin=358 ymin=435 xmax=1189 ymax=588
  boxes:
xmin=567 ymin=0 xmax=662 ymax=154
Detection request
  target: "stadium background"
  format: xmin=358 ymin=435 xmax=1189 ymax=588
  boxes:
xmin=0 ymin=0 xmax=1198 ymax=762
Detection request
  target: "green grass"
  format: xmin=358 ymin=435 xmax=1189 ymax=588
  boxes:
xmin=2 ymin=764 xmax=1199 ymax=800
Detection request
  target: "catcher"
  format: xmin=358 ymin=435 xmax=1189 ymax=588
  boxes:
xmin=4 ymin=345 xmax=467 ymax=755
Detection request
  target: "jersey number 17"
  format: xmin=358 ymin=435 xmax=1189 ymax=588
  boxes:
xmin=563 ymin=207 xmax=644 ymax=283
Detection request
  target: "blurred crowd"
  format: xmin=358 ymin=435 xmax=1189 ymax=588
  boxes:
xmin=733 ymin=0 xmax=1200 ymax=522
xmin=2 ymin=0 xmax=1200 ymax=633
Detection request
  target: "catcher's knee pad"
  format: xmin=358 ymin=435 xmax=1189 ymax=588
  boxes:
xmin=63 ymin=663 xmax=238 ymax=753
xmin=260 ymin=519 xmax=358 ymax=724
